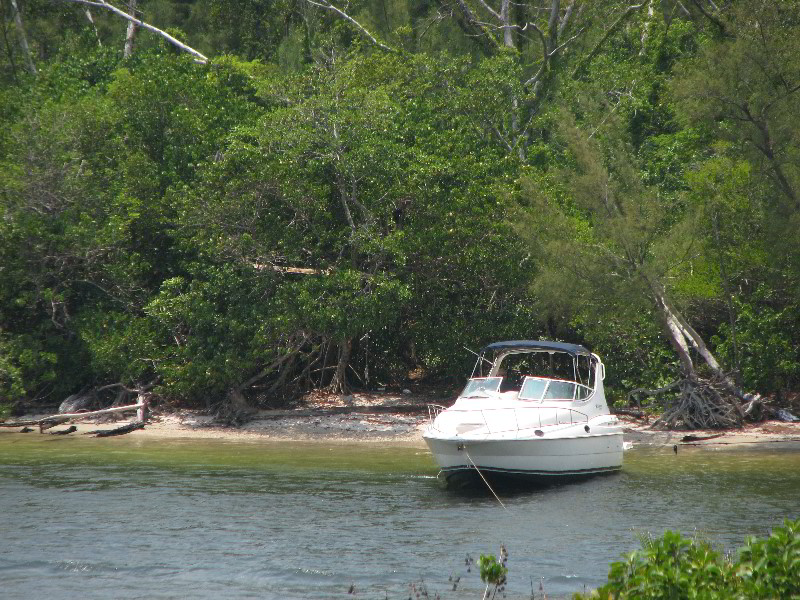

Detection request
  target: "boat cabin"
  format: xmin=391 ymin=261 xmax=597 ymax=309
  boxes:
xmin=462 ymin=340 xmax=603 ymax=403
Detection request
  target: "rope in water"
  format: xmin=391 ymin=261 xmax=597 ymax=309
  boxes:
xmin=464 ymin=447 xmax=507 ymax=510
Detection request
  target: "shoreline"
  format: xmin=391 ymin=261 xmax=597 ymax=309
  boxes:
xmin=3 ymin=391 xmax=799 ymax=448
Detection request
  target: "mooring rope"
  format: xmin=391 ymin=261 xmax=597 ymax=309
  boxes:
xmin=464 ymin=447 xmax=507 ymax=510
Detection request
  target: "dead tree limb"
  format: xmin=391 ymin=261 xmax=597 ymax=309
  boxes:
xmin=627 ymin=379 xmax=683 ymax=409
xmin=90 ymin=421 xmax=145 ymax=437
xmin=48 ymin=401 xmax=146 ymax=421
xmin=60 ymin=0 xmax=209 ymax=63
xmin=49 ymin=425 xmax=78 ymax=435
xmin=433 ymin=0 xmax=500 ymax=54
xmin=572 ymin=3 xmax=646 ymax=78
xmin=647 ymin=375 xmax=752 ymax=430
xmin=9 ymin=0 xmax=36 ymax=74
xmin=81 ymin=7 xmax=102 ymax=46
xmin=0 ymin=402 xmax=146 ymax=431
xmin=305 ymin=0 xmax=395 ymax=52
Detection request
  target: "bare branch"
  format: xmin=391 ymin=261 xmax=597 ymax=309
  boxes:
xmin=83 ymin=8 xmax=102 ymax=46
xmin=60 ymin=0 xmax=209 ymax=63
xmin=306 ymin=0 xmax=395 ymax=52
xmin=689 ymin=0 xmax=726 ymax=35
xmin=548 ymin=26 xmax=585 ymax=57
xmin=558 ymin=0 xmax=577 ymax=37
xmin=476 ymin=0 xmax=502 ymax=22
xmin=523 ymin=21 xmax=547 ymax=87
xmin=546 ymin=0 xmax=560 ymax=49
xmin=434 ymin=0 xmax=501 ymax=53
xmin=571 ymin=3 xmax=646 ymax=79
xmin=522 ymin=18 xmax=585 ymax=87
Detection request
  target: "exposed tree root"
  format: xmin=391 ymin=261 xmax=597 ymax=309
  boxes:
xmin=212 ymin=332 xmax=367 ymax=426
xmin=632 ymin=374 xmax=766 ymax=430
xmin=214 ymin=388 xmax=255 ymax=427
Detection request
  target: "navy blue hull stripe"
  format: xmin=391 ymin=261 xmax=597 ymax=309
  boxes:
xmin=440 ymin=465 xmax=621 ymax=477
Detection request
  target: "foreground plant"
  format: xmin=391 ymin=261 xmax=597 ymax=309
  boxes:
xmin=575 ymin=518 xmax=799 ymax=599
xmin=477 ymin=546 xmax=508 ymax=600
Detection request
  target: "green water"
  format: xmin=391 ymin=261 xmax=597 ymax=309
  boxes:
xmin=0 ymin=434 xmax=435 ymax=474
xmin=1 ymin=433 xmax=798 ymax=599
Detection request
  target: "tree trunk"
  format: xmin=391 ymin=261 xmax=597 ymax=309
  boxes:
xmin=652 ymin=289 xmax=695 ymax=376
xmin=84 ymin=8 xmax=101 ymax=46
xmin=647 ymin=284 xmax=763 ymax=428
xmin=329 ymin=338 xmax=352 ymax=394
xmin=501 ymin=0 xmax=513 ymax=49
xmin=123 ymin=0 xmax=138 ymax=58
xmin=9 ymin=0 xmax=35 ymax=75
xmin=2 ymin=0 xmax=20 ymax=78
xmin=216 ymin=388 xmax=254 ymax=426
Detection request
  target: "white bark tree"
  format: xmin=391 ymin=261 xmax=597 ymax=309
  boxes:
xmin=61 ymin=0 xmax=209 ymax=63
xmin=9 ymin=0 xmax=35 ymax=75
xmin=305 ymin=0 xmax=395 ymax=52
xmin=522 ymin=121 xmax=764 ymax=430
xmin=123 ymin=0 xmax=137 ymax=58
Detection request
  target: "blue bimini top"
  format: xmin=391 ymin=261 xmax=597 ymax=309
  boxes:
xmin=481 ymin=340 xmax=591 ymax=357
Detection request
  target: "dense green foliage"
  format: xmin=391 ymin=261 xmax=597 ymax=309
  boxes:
xmin=1 ymin=0 xmax=798 ymax=412
xmin=576 ymin=518 xmax=799 ymax=599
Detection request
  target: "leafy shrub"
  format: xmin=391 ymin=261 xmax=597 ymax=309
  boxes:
xmin=576 ymin=518 xmax=799 ymax=599
xmin=477 ymin=547 xmax=508 ymax=600
xmin=736 ymin=518 xmax=800 ymax=599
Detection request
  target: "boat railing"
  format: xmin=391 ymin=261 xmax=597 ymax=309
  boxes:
xmin=426 ymin=403 xmax=592 ymax=434
xmin=426 ymin=404 xmax=447 ymax=424
xmin=480 ymin=407 xmax=590 ymax=433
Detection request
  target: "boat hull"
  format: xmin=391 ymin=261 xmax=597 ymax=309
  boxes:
xmin=423 ymin=432 xmax=623 ymax=483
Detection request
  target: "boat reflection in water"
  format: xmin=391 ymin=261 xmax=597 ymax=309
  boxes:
xmin=423 ymin=340 xmax=623 ymax=487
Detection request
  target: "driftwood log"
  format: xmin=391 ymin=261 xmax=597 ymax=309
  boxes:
xmin=680 ymin=433 xmax=724 ymax=442
xmin=0 ymin=401 xmax=147 ymax=432
xmin=611 ymin=407 xmax=648 ymax=419
xmin=49 ymin=425 xmax=78 ymax=435
xmin=89 ymin=422 xmax=145 ymax=437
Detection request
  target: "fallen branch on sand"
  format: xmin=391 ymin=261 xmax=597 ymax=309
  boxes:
xmin=0 ymin=401 xmax=147 ymax=432
xmin=88 ymin=422 xmax=146 ymax=437
xmin=49 ymin=425 xmax=78 ymax=435
xmin=680 ymin=433 xmax=724 ymax=443
xmin=612 ymin=407 xmax=648 ymax=419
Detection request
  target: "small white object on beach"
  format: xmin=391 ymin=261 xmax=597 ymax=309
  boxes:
xmin=623 ymin=441 xmax=634 ymax=450
xmin=402 ymin=389 xmax=411 ymax=395
xmin=776 ymin=408 xmax=799 ymax=422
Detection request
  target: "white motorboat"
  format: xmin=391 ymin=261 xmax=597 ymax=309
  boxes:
xmin=423 ymin=340 xmax=623 ymax=484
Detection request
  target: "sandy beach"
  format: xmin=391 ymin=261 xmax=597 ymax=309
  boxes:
xmin=3 ymin=390 xmax=799 ymax=448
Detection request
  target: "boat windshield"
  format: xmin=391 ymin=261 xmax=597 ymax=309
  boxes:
xmin=544 ymin=380 xmax=576 ymax=400
xmin=518 ymin=377 xmax=548 ymax=400
xmin=460 ymin=377 xmax=502 ymax=397
xmin=518 ymin=377 xmax=583 ymax=401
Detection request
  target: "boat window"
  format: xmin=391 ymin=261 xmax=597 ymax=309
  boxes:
xmin=543 ymin=380 xmax=576 ymax=401
xmin=576 ymin=384 xmax=592 ymax=400
xmin=460 ymin=377 xmax=502 ymax=397
xmin=518 ymin=377 xmax=547 ymax=401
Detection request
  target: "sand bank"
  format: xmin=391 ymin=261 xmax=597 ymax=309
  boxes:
xmin=3 ymin=391 xmax=799 ymax=448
